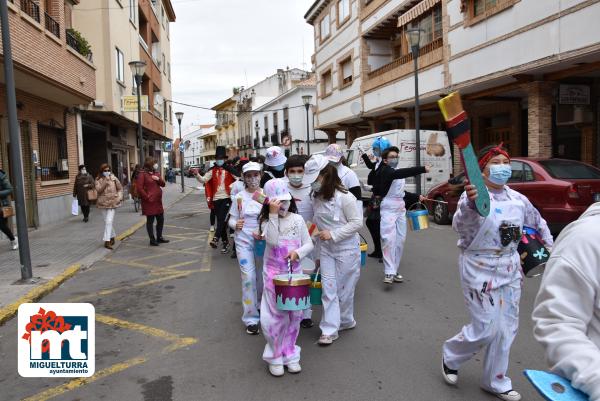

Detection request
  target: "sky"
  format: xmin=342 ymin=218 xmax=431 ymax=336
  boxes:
xmin=169 ymin=0 xmax=316 ymax=130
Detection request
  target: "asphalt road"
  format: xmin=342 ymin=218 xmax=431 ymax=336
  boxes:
xmin=0 ymin=191 xmax=548 ymax=401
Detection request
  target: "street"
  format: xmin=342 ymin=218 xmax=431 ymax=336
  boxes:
xmin=0 ymin=191 xmax=548 ymax=401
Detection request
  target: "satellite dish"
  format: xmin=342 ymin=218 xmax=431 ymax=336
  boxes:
xmin=350 ymin=101 xmax=362 ymax=116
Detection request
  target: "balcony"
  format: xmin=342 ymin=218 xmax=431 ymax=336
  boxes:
xmin=364 ymin=37 xmax=443 ymax=92
xmin=65 ymin=29 xmax=93 ymax=62
xmin=20 ymin=0 xmax=40 ymax=22
xmin=44 ymin=12 xmax=60 ymax=38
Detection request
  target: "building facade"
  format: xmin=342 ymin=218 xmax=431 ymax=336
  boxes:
xmin=182 ymin=124 xmax=213 ymax=166
xmin=305 ymin=0 xmax=600 ymax=171
xmin=199 ymin=129 xmax=218 ymax=165
xmin=212 ymin=97 xmax=238 ymax=159
xmin=74 ymin=0 xmax=175 ymax=183
xmin=0 ymin=0 xmax=96 ymax=227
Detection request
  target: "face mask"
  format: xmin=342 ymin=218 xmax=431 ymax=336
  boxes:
xmin=81 ymin=169 xmax=87 ymax=175
xmin=288 ymin=174 xmax=304 ymax=187
xmin=215 ymin=160 xmax=224 ymax=167
xmin=245 ymin=175 xmax=260 ymax=189
xmin=278 ymin=200 xmax=290 ymax=217
xmin=153 ymin=163 xmax=159 ymax=171
xmin=488 ymin=164 xmax=512 ymax=185
xmin=273 ymin=164 xmax=285 ymax=172
xmin=311 ymin=181 xmax=322 ymax=193
xmin=387 ymin=157 xmax=398 ymax=168
xmin=102 ymin=171 xmax=110 ymax=177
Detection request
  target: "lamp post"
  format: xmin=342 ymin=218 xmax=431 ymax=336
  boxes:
xmin=129 ymin=61 xmax=147 ymax=166
xmin=302 ymin=95 xmax=313 ymax=155
xmin=406 ymin=28 xmax=424 ymax=195
xmin=175 ymin=111 xmax=184 ymax=193
xmin=254 ymin=120 xmax=260 ymax=156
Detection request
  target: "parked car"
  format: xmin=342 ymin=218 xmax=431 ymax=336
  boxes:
xmin=185 ymin=165 xmax=202 ymax=178
xmin=425 ymin=158 xmax=600 ymax=233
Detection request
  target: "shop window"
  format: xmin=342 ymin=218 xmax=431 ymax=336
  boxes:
xmin=320 ymin=13 xmax=330 ymax=42
xmin=38 ymin=124 xmax=69 ymax=182
xmin=339 ymin=56 xmax=353 ymax=88
xmin=321 ymin=68 xmax=332 ymax=98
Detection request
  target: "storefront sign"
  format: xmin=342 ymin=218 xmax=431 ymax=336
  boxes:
xmin=559 ymin=85 xmax=590 ymax=105
xmin=122 ymin=95 xmax=149 ymax=112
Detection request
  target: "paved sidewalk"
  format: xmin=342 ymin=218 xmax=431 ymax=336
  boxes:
xmin=0 ymin=176 xmax=203 ymax=311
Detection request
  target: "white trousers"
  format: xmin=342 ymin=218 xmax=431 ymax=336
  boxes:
xmin=380 ymin=209 xmax=407 ymax=275
xmin=235 ymin=234 xmax=263 ymax=326
xmin=319 ymin=246 xmax=361 ymax=336
xmin=443 ymin=283 xmax=521 ymax=393
xmin=101 ymin=209 xmax=116 ymax=242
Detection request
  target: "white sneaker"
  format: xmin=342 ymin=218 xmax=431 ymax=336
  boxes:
xmin=209 ymin=226 xmax=215 ymax=232
xmin=339 ymin=321 xmax=356 ymax=331
xmin=318 ymin=334 xmax=338 ymax=345
xmin=383 ymin=274 xmax=394 ymax=284
xmin=268 ymin=364 xmax=284 ymax=377
xmin=393 ymin=274 xmax=404 ymax=283
xmin=494 ymin=390 xmax=521 ymax=401
xmin=442 ymin=358 xmax=458 ymax=386
xmin=11 ymin=238 xmax=18 ymax=251
xmin=286 ymin=362 xmax=301 ymax=373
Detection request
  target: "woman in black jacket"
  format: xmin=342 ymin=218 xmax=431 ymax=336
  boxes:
xmin=0 ymin=169 xmax=18 ymax=250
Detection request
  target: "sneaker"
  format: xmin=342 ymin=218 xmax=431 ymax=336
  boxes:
xmin=442 ymin=358 xmax=458 ymax=386
xmin=300 ymin=318 xmax=313 ymax=328
xmin=393 ymin=274 xmax=404 ymax=283
xmin=318 ymin=334 xmax=338 ymax=346
xmin=246 ymin=324 xmax=259 ymax=335
xmin=494 ymin=390 xmax=521 ymax=401
xmin=209 ymin=225 xmax=215 ymax=232
xmin=340 ymin=321 xmax=356 ymax=331
xmin=221 ymin=242 xmax=230 ymax=254
xmin=268 ymin=364 xmax=284 ymax=377
xmin=209 ymin=237 xmax=218 ymax=249
xmin=383 ymin=274 xmax=394 ymax=284
xmin=11 ymin=238 xmax=18 ymax=251
xmin=286 ymin=362 xmax=301 ymax=374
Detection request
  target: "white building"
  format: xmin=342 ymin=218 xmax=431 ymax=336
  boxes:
xmin=182 ymin=124 xmax=214 ymax=166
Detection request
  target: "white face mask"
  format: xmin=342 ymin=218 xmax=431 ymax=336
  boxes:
xmin=102 ymin=171 xmax=110 ymax=177
xmin=288 ymin=174 xmax=304 ymax=187
xmin=153 ymin=163 xmax=159 ymax=171
xmin=81 ymin=169 xmax=87 ymax=175
xmin=278 ymin=200 xmax=291 ymax=217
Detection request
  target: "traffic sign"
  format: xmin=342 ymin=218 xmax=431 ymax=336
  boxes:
xmin=179 ymin=143 xmax=185 ymax=152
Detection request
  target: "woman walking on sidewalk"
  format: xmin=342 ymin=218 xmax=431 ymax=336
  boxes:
xmin=136 ymin=157 xmax=169 ymax=247
xmin=73 ymin=164 xmax=94 ymax=222
xmin=0 ymin=169 xmax=18 ymax=250
xmin=96 ymin=163 xmax=123 ymax=250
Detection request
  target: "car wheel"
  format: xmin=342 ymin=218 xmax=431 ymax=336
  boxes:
xmin=433 ymin=197 xmax=450 ymax=225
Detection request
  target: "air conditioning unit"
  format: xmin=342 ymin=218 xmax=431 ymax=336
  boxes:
xmin=56 ymin=159 xmax=68 ymax=172
xmin=556 ymin=104 xmax=594 ymax=126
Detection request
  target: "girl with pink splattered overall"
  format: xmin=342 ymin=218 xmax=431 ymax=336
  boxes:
xmin=258 ymin=178 xmax=313 ymax=377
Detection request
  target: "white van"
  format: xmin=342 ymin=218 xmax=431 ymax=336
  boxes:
xmin=346 ymin=129 xmax=453 ymax=199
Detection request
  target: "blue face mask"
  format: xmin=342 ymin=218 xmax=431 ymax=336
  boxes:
xmin=273 ymin=164 xmax=285 ymax=172
xmin=215 ymin=160 xmax=224 ymax=167
xmin=488 ymin=164 xmax=512 ymax=185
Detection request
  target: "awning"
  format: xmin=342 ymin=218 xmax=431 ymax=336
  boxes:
xmin=398 ymin=0 xmax=441 ymax=27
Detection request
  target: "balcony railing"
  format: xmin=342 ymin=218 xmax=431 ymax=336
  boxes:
xmin=45 ymin=12 xmax=60 ymax=38
xmin=20 ymin=0 xmax=40 ymax=22
xmin=367 ymin=38 xmax=444 ymax=80
xmin=66 ymin=29 xmax=94 ymax=63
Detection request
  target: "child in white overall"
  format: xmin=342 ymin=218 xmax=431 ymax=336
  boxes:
xmin=228 ymin=162 xmax=264 ymax=335
xmin=441 ymin=144 xmax=553 ymax=401
xmin=259 ymin=178 xmax=313 ymax=377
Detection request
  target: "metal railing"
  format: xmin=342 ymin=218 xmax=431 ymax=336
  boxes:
xmin=368 ymin=37 xmax=444 ymax=80
xmin=66 ymin=29 xmax=94 ymax=63
xmin=20 ymin=0 xmax=40 ymax=22
xmin=45 ymin=12 xmax=60 ymax=38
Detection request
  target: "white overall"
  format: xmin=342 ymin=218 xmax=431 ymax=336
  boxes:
xmin=228 ymin=190 xmax=264 ymax=326
xmin=314 ymin=191 xmax=361 ymax=336
xmin=443 ymin=192 xmax=525 ymax=394
xmin=380 ymin=178 xmax=408 ymax=276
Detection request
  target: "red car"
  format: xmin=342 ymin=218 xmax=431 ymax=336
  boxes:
xmin=425 ymin=158 xmax=600 ymax=233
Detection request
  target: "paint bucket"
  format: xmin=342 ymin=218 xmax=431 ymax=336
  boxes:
xmin=518 ymin=226 xmax=550 ymax=278
xmin=309 ymin=273 xmax=322 ymax=306
xmin=273 ymin=274 xmax=311 ymax=311
xmin=407 ymin=203 xmax=429 ymax=231
xmin=254 ymin=239 xmax=266 ymax=257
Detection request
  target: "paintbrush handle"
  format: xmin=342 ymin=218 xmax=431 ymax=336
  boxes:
xmin=462 ymin=143 xmax=490 ymax=217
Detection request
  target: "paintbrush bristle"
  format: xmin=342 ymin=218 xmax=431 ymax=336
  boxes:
xmin=438 ymin=92 xmax=464 ymax=121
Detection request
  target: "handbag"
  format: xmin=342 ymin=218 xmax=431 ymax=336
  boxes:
xmin=1 ymin=205 xmax=15 ymax=218
xmin=87 ymin=188 xmax=98 ymax=203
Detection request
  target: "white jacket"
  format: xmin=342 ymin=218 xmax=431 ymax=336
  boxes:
xmin=532 ymin=202 xmax=600 ymax=400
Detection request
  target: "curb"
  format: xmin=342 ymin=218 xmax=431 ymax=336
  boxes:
xmin=0 ymin=264 xmax=81 ymax=326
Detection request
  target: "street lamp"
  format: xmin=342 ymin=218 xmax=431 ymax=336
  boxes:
xmin=406 ymin=28 xmax=424 ymax=195
xmin=302 ymin=95 xmax=313 ymax=155
xmin=254 ymin=120 xmax=260 ymax=156
xmin=129 ymin=61 xmax=147 ymax=166
xmin=175 ymin=111 xmax=184 ymax=193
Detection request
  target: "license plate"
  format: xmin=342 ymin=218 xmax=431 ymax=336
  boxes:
xmin=594 ymin=193 xmax=600 ymax=203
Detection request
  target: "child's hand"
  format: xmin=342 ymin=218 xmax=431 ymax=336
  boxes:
xmin=269 ymin=199 xmax=281 ymax=214
xmin=236 ymin=219 xmax=244 ymax=230
xmin=319 ymin=230 xmax=332 ymax=241
xmin=252 ymin=232 xmax=263 ymax=240
xmin=286 ymin=251 xmax=299 ymax=262
xmin=424 ymin=163 xmax=432 ymax=173
xmin=465 ymin=183 xmax=478 ymax=201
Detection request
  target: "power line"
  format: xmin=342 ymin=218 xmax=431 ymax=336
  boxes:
xmin=165 ymin=99 xmax=309 ymax=114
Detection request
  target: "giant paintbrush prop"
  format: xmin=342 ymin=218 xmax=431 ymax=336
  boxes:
xmin=438 ymin=92 xmax=490 ymax=217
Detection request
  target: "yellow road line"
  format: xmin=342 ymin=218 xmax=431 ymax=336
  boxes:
xmin=0 ymin=264 xmax=80 ymax=326
xmin=115 ymin=219 xmax=145 ymax=241
xmin=121 ymin=242 xmax=203 ymax=255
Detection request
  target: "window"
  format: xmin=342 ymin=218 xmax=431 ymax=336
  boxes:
xmin=474 ymin=0 xmax=496 ymax=16
xmin=321 ymin=69 xmax=332 ymax=97
xmin=320 ymin=14 xmax=330 ymax=41
xmin=38 ymin=124 xmax=69 ymax=182
xmin=338 ymin=0 xmax=350 ymax=24
xmin=162 ymin=53 xmax=166 ymax=74
xmin=395 ymin=4 xmax=443 ymax=60
xmin=116 ymin=48 xmax=124 ymax=83
xmin=465 ymin=0 xmax=519 ymax=26
xmin=509 ymin=161 xmax=524 ymax=183
xmin=167 ymin=62 xmax=171 ymax=82
xmin=129 ymin=0 xmax=136 ymax=24
xmin=264 ymin=116 xmax=269 ymax=142
xmin=340 ymin=57 xmax=353 ymax=87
